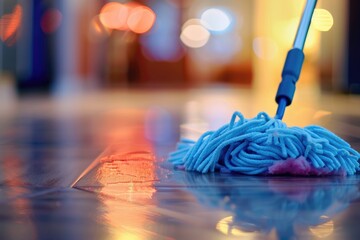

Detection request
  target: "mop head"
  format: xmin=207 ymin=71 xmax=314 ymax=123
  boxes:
xmin=168 ymin=112 xmax=360 ymax=176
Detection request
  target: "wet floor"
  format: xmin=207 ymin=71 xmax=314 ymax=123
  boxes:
xmin=0 ymin=89 xmax=359 ymax=240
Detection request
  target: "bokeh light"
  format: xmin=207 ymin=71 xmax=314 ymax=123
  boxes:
xmin=180 ymin=22 xmax=210 ymax=48
xmin=181 ymin=18 xmax=202 ymax=31
xmin=181 ymin=25 xmax=209 ymax=48
xmin=127 ymin=6 xmax=156 ymax=34
xmin=98 ymin=2 xmax=156 ymax=34
xmin=41 ymin=9 xmax=63 ymax=33
xmin=0 ymin=4 xmax=23 ymax=46
xmin=312 ymin=8 xmax=334 ymax=32
xmin=200 ymin=8 xmax=231 ymax=32
xmin=99 ymin=2 xmax=130 ymax=30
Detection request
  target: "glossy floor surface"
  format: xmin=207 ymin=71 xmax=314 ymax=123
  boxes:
xmin=0 ymin=89 xmax=359 ymax=240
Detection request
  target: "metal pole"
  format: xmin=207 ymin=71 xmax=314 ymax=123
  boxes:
xmin=293 ymin=0 xmax=318 ymax=50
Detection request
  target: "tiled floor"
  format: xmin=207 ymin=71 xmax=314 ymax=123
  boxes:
xmin=0 ymin=89 xmax=359 ymax=239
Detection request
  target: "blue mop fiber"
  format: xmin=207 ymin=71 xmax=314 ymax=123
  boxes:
xmin=168 ymin=112 xmax=360 ymax=176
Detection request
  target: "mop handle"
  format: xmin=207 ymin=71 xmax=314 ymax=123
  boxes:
xmin=275 ymin=0 xmax=317 ymax=119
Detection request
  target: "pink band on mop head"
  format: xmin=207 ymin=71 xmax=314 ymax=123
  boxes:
xmin=268 ymin=156 xmax=346 ymax=176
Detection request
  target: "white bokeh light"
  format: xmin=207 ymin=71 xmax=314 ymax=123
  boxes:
xmin=200 ymin=8 xmax=231 ymax=32
xmin=312 ymin=8 xmax=334 ymax=32
xmin=180 ymin=22 xmax=210 ymax=48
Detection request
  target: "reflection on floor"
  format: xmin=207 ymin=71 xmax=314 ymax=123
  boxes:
xmin=0 ymin=89 xmax=359 ymax=239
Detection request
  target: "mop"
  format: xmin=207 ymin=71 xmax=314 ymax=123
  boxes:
xmin=168 ymin=0 xmax=360 ymax=176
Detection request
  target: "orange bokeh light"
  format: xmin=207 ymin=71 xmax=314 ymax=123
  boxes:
xmin=99 ymin=2 xmax=130 ymax=30
xmin=98 ymin=2 xmax=156 ymax=34
xmin=0 ymin=4 xmax=22 ymax=45
xmin=127 ymin=6 xmax=156 ymax=34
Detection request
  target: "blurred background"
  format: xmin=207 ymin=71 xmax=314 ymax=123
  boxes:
xmin=0 ymin=0 xmax=359 ymax=97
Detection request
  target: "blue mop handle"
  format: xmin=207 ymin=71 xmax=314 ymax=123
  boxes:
xmin=275 ymin=0 xmax=317 ymax=120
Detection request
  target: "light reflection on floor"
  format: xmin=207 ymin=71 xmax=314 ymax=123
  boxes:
xmin=74 ymin=143 xmax=360 ymax=239
xmin=0 ymin=89 xmax=359 ymax=239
